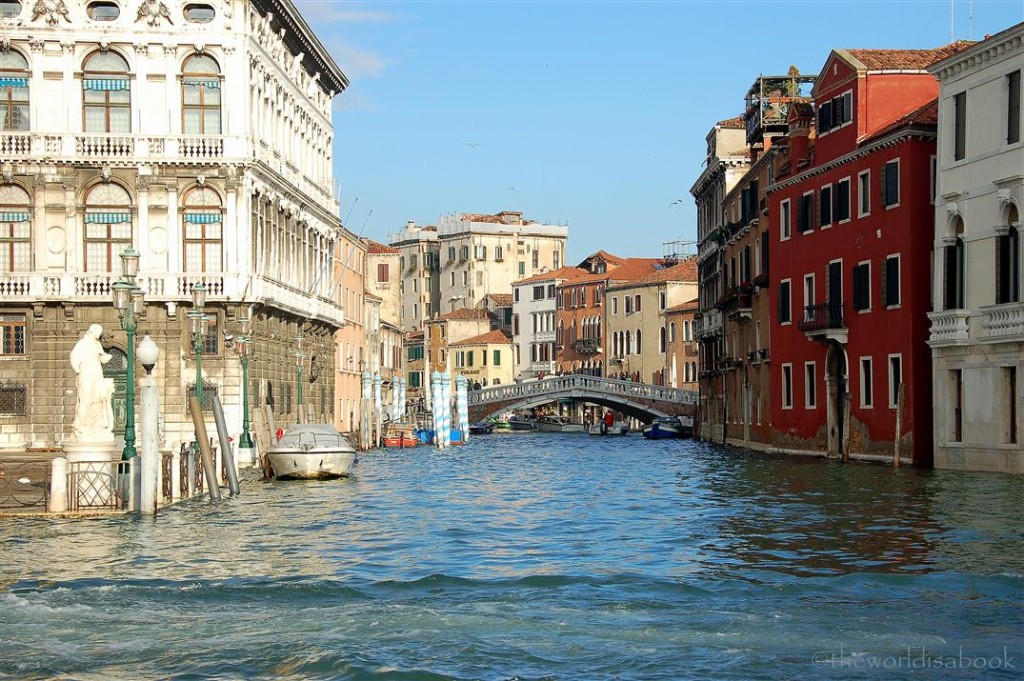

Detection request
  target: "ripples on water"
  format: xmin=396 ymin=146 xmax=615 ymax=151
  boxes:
xmin=1 ymin=437 xmax=1022 ymax=680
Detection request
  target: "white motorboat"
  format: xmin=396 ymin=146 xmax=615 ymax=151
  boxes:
xmin=536 ymin=415 xmax=586 ymax=433
xmin=588 ymin=421 xmax=629 ymax=436
xmin=266 ymin=424 xmax=357 ymax=480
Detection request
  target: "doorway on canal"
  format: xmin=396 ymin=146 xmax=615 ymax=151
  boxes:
xmin=825 ymin=341 xmax=848 ymax=458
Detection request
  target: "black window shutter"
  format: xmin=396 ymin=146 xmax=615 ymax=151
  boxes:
xmin=818 ymin=101 xmax=832 ymax=133
xmin=843 ymin=92 xmax=853 ymax=124
xmin=832 ymin=95 xmax=843 ymax=127
xmin=880 ymin=258 xmax=888 ymax=308
xmin=886 ymin=257 xmax=900 ymax=306
xmin=880 ymin=164 xmax=887 ymax=207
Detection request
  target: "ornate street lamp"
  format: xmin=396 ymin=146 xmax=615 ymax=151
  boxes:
xmin=112 ymin=248 xmax=144 ymax=460
xmin=294 ymin=335 xmax=306 ymax=411
xmin=188 ymin=284 xmax=208 ymax=451
xmin=234 ymin=316 xmax=254 ymax=449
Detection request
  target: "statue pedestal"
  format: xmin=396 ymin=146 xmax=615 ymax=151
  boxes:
xmin=63 ymin=440 xmax=120 ymax=508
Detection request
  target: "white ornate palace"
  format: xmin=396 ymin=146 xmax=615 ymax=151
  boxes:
xmin=0 ymin=0 xmax=349 ymax=450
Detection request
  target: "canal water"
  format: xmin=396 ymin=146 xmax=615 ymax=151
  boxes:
xmin=1 ymin=436 xmax=1022 ymax=680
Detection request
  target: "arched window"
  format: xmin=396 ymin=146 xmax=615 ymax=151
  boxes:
xmin=84 ymin=183 xmax=132 ymax=272
xmin=669 ymin=321 xmax=676 ymax=343
xmin=944 ymin=216 xmax=966 ymax=310
xmin=0 ymin=184 xmax=31 ymax=271
xmin=0 ymin=50 xmax=29 ymax=132
xmin=684 ymin=362 xmax=691 ymax=383
xmin=683 ymin=320 xmax=690 ymax=341
xmin=996 ymin=204 xmax=1020 ymax=304
xmin=659 ymin=326 xmax=666 ymax=353
xmin=183 ymin=186 xmax=223 ymax=272
xmin=182 ymin=54 xmax=222 ymax=134
xmin=624 ymin=330 xmax=632 ymax=356
xmin=83 ymin=51 xmax=130 ymax=133
xmin=635 ymin=329 xmax=642 ymax=355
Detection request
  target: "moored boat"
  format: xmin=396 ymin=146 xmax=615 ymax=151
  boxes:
xmin=641 ymin=416 xmax=692 ymax=440
xmin=469 ymin=421 xmax=495 ymax=435
xmin=267 ymin=424 xmax=357 ymax=480
xmin=588 ymin=421 xmax=629 ymax=436
xmin=536 ymin=415 xmax=586 ymax=433
xmin=507 ymin=416 xmax=538 ymax=431
xmin=383 ymin=432 xmax=420 ymax=448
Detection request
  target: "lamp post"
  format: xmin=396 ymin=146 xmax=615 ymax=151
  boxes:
xmin=235 ymin=316 xmax=254 ymax=449
xmin=294 ymin=335 xmax=306 ymax=412
xmin=188 ymin=284 xmax=208 ymax=450
xmin=112 ymin=248 xmax=144 ymax=460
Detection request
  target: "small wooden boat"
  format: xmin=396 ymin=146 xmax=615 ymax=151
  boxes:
xmin=536 ymin=415 xmax=586 ymax=433
xmin=383 ymin=432 xmax=420 ymax=448
xmin=267 ymin=424 xmax=357 ymax=480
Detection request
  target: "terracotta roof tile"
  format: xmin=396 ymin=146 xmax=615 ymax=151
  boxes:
xmin=842 ymin=41 xmax=975 ymax=71
xmin=567 ymin=258 xmax=663 ymax=285
xmin=364 ymin=239 xmax=399 ymax=254
xmin=666 ymin=298 xmax=699 ymax=313
xmin=516 ymin=266 xmax=589 ymax=284
xmin=449 ymin=329 xmax=513 ymax=347
xmin=631 ymin=257 xmax=698 ymax=285
xmin=717 ymin=116 xmax=746 ymax=129
xmin=433 ymin=308 xmax=493 ymax=322
xmin=485 ymin=293 xmax=514 ymax=306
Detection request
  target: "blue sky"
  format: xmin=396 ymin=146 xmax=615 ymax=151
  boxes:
xmin=296 ymin=0 xmax=1023 ymax=264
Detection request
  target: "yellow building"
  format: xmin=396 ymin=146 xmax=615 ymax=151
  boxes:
xmin=334 ymin=229 xmax=366 ymax=433
xmin=450 ymin=330 xmax=516 ymax=389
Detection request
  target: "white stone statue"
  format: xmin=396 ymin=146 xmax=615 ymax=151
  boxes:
xmin=70 ymin=324 xmax=115 ymax=442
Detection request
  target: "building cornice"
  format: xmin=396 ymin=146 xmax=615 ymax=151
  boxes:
xmin=689 ymin=156 xmax=749 ymax=197
xmin=253 ymin=0 xmax=349 ymax=93
xmin=768 ymin=127 xmax=936 ymax=194
xmin=927 ymin=23 xmax=1023 ymax=81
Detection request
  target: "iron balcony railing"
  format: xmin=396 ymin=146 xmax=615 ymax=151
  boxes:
xmin=798 ymin=302 xmax=845 ymax=333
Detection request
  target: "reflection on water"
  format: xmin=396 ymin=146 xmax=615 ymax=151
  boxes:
xmin=1 ymin=437 xmax=1022 ymax=680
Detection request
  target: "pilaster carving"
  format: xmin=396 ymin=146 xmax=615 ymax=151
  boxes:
xmin=28 ymin=37 xmax=46 ymax=53
xmin=59 ymin=40 xmax=75 ymax=54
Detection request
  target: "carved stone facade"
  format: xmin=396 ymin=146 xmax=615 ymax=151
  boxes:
xmin=0 ymin=0 xmax=349 ymax=451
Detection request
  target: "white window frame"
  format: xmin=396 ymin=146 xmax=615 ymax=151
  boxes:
xmin=885 ymin=252 xmax=902 ymax=309
xmin=780 ymin=199 xmax=791 ymax=241
xmin=820 ymin=182 xmax=834 ymax=229
xmin=859 ymin=356 xmax=873 ymax=409
xmin=887 ymin=353 xmax=903 ymax=409
xmin=856 ymin=259 xmax=872 ymax=314
xmin=858 ymin=169 xmax=871 ymax=218
xmin=803 ymin=273 xmax=815 ymax=321
xmin=836 ymin=176 xmax=852 ymax=224
xmin=782 ymin=363 xmax=794 ymax=409
xmin=884 ymin=158 xmax=900 ymax=210
xmin=805 ymin=361 xmax=817 ymax=409
xmin=779 ymin=278 xmax=792 ymax=326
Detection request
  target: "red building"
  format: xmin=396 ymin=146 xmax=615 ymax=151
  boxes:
xmin=769 ymin=43 xmax=971 ymax=465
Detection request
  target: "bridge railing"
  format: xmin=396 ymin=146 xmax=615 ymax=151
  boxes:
xmin=468 ymin=374 xmax=696 ymax=406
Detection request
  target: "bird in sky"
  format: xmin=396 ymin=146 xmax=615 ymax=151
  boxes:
xmin=465 ymin=142 xmax=482 ymax=148
xmin=669 ymin=199 xmax=685 ymax=207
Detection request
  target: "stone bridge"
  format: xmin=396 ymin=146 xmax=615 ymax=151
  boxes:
xmin=468 ymin=374 xmax=697 ymax=424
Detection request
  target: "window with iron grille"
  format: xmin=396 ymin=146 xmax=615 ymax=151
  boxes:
xmin=1 ymin=314 xmax=26 ymax=355
xmin=0 ymin=49 xmax=30 ymax=132
xmin=186 ymin=382 xmax=218 ymax=411
xmin=0 ymin=382 xmax=26 ymax=414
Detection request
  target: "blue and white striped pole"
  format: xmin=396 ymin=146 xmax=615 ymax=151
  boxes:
xmin=431 ymin=371 xmax=442 ymax=447
xmin=391 ymin=374 xmax=400 ymax=422
xmin=399 ymin=377 xmax=407 ymax=420
xmin=440 ymin=372 xmax=452 ymax=448
xmin=455 ymin=374 xmax=469 ymax=443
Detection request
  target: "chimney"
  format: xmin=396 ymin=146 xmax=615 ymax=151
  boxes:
xmin=788 ymin=103 xmax=814 ymax=167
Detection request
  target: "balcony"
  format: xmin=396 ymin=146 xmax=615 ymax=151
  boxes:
xmin=927 ymin=309 xmax=971 ymax=347
xmin=979 ymin=302 xmax=1024 ymax=342
xmin=729 ymin=290 xmax=753 ymax=321
xmin=798 ymin=302 xmax=847 ymax=344
xmin=695 ymin=309 xmax=723 ymax=340
xmin=572 ymin=337 xmax=601 ymax=354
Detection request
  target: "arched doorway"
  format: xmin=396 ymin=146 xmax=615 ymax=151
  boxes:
xmin=825 ymin=342 xmax=848 ymax=458
xmin=102 ymin=345 xmax=128 ymax=438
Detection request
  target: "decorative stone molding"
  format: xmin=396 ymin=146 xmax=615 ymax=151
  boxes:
xmin=28 ymin=37 xmax=46 ymax=53
xmin=135 ymin=0 xmax=173 ymax=27
xmin=30 ymin=0 xmax=71 ymax=26
xmin=59 ymin=40 xmax=74 ymax=54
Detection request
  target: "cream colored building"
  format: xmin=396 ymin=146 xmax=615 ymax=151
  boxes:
xmin=390 ymin=221 xmax=439 ymax=331
xmin=334 ymin=230 xmax=366 ymax=433
xmin=0 ymin=0 xmax=347 ymax=450
xmin=450 ymin=330 xmax=515 ymax=388
xmin=364 ymin=239 xmax=401 ymax=329
xmin=605 ymin=260 xmax=698 ymax=383
xmin=437 ymin=211 xmax=568 ymax=313
xmin=926 ymin=23 xmax=1023 ymax=474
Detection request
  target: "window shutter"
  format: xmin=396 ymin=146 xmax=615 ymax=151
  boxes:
xmin=880 ymin=258 xmax=888 ymax=308
xmin=825 ymin=266 xmax=831 ymax=304
xmin=880 ymin=164 xmax=888 ymax=207
xmin=818 ymin=101 xmax=832 ymax=133
xmin=843 ymin=92 xmax=852 ymax=124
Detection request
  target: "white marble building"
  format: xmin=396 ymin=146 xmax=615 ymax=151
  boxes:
xmin=926 ymin=23 xmax=1023 ymax=474
xmin=0 ymin=0 xmax=348 ymax=451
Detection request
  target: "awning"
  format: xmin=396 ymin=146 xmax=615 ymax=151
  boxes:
xmin=83 ymin=79 xmax=130 ymax=91
xmin=84 ymin=212 xmax=131 ymax=224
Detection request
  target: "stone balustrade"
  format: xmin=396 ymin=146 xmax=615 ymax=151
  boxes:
xmin=469 ymin=374 xmax=698 ymax=407
xmin=927 ymin=309 xmax=972 ymax=345
xmin=979 ymin=302 xmax=1024 ymax=340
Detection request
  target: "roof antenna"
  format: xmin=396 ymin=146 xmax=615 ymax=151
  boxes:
xmin=950 ymin=0 xmax=955 ymax=41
